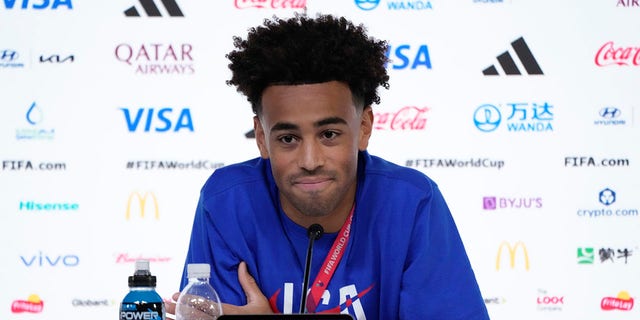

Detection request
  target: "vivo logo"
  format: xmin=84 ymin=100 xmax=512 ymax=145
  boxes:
xmin=120 ymin=108 xmax=194 ymax=132
xmin=20 ymin=252 xmax=79 ymax=267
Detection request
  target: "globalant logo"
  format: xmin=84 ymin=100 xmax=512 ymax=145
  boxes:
xmin=576 ymin=188 xmax=639 ymax=218
xmin=577 ymin=247 xmax=634 ymax=265
xmin=0 ymin=49 xmax=25 ymax=68
xmin=114 ymin=43 xmax=194 ymax=75
xmin=595 ymin=107 xmax=627 ymax=126
xmin=120 ymin=107 xmax=194 ymax=132
xmin=71 ymin=298 xmax=114 ymax=307
xmin=2 ymin=0 xmax=72 ymax=9
xmin=16 ymin=102 xmax=55 ymax=140
xmin=124 ymin=0 xmax=183 ymax=17
xmin=354 ymin=0 xmax=433 ymax=10
xmin=483 ymin=37 xmax=543 ymax=76
xmin=496 ymin=241 xmax=530 ymax=271
xmin=234 ymin=0 xmax=306 ymax=9
xmin=482 ymin=196 xmax=542 ymax=210
xmin=473 ymin=102 xmax=554 ymax=133
xmin=126 ymin=191 xmax=159 ymax=220
xmin=373 ymin=106 xmax=429 ymax=130
xmin=595 ymin=41 xmax=640 ymax=67
xmin=11 ymin=295 xmax=44 ymax=313
xmin=483 ymin=296 xmax=507 ymax=305
xmin=386 ymin=44 xmax=432 ymax=70
xmin=601 ymin=291 xmax=634 ymax=311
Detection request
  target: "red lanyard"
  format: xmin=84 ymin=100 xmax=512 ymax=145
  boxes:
xmin=305 ymin=205 xmax=355 ymax=313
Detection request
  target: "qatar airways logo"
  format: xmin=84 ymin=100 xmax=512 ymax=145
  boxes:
xmin=374 ymin=106 xmax=429 ymax=130
xmin=595 ymin=41 xmax=640 ymax=67
xmin=234 ymin=0 xmax=306 ymax=9
xmin=114 ymin=43 xmax=194 ymax=75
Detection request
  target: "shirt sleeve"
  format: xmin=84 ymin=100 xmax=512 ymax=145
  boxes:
xmin=179 ymin=193 xmax=246 ymax=306
xmin=399 ymin=183 xmax=490 ymax=320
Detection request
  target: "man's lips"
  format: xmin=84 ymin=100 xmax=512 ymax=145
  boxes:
xmin=293 ymin=177 xmax=332 ymax=192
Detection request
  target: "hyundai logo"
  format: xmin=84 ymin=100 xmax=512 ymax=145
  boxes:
xmin=599 ymin=107 xmax=621 ymax=119
xmin=1 ymin=50 xmax=19 ymax=61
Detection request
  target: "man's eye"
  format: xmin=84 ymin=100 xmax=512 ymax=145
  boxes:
xmin=278 ymin=135 xmax=296 ymax=144
xmin=322 ymin=131 xmax=339 ymax=139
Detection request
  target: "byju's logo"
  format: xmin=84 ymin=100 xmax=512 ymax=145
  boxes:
xmin=483 ymin=37 xmax=543 ymax=75
xmin=2 ymin=0 xmax=72 ymax=9
xmin=16 ymin=102 xmax=55 ymax=140
xmin=114 ymin=43 xmax=194 ymax=74
xmin=386 ymin=44 xmax=432 ymax=70
xmin=0 ymin=49 xmax=25 ymax=68
xmin=599 ymin=188 xmax=616 ymax=206
xmin=120 ymin=107 xmax=194 ymax=132
xmin=474 ymin=102 xmax=553 ymax=132
xmin=124 ymin=0 xmax=183 ymax=17
xmin=483 ymin=196 xmax=542 ymax=210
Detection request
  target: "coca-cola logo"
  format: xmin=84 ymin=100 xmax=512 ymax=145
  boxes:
xmin=374 ymin=106 xmax=429 ymax=130
xmin=595 ymin=41 xmax=640 ymax=66
xmin=234 ymin=0 xmax=306 ymax=9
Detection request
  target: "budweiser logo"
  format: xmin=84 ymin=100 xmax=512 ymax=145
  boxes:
xmin=234 ymin=0 xmax=306 ymax=9
xmin=601 ymin=291 xmax=634 ymax=311
xmin=595 ymin=41 xmax=640 ymax=66
xmin=374 ymin=106 xmax=429 ymax=130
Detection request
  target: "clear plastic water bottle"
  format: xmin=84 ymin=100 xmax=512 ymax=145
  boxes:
xmin=175 ymin=263 xmax=223 ymax=320
xmin=119 ymin=259 xmax=165 ymax=320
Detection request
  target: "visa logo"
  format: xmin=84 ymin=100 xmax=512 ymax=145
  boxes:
xmin=120 ymin=108 xmax=194 ymax=132
xmin=2 ymin=0 xmax=73 ymax=9
xmin=386 ymin=44 xmax=432 ymax=69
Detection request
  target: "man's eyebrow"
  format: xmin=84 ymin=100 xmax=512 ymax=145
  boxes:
xmin=270 ymin=117 xmax=348 ymax=132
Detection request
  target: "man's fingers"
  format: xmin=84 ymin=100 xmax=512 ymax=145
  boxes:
xmin=237 ymin=261 xmax=261 ymax=304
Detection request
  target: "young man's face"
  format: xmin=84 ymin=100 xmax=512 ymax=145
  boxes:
xmin=254 ymin=81 xmax=373 ymax=220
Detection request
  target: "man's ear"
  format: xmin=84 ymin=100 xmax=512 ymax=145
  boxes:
xmin=358 ymin=106 xmax=374 ymax=151
xmin=254 ymin=116 xmax=269 ymax=159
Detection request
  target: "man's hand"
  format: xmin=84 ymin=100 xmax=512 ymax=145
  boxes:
xmin=166 ymin=261 xmax=273 ymax=317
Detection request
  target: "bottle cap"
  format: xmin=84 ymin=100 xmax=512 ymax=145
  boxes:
xmin=128 ymin=259 xmax=157 ymax=287
xmin=187 ymin=263 xmax=211 ymax=279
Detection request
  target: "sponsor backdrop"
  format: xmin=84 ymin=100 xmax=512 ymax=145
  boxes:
xmin=1 ymin=0 xmax=639 ymax=319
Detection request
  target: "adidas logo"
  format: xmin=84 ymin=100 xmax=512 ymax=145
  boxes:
xmin=483 ymin=37 xmax=543 ymax=76
xmin=124 ymin=0 xmax=184 ymax=17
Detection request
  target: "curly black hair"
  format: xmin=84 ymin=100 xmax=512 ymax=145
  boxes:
xmin=226 ymin=13 xmax=390 ymax=115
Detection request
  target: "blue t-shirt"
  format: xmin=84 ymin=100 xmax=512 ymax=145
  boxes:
xmin=181 ymin=151 xmax=489 ymax=319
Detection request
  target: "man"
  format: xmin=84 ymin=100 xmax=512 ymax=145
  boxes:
xmin=167 ymin=13 xmax=490 ymax=319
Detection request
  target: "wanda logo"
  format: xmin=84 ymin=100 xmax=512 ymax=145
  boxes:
xmin=234 ymin=0 xmax=306 ymax=9
xmin=374 ymin=106 xmax=429 ymax=130
xmin=595 ymin=41 xmax=640 ymax=66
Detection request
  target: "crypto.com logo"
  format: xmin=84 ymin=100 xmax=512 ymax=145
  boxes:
xmin=599 ymin=188 xmax=616 ymax=206
xmin=496 ymin=241 xmax=530 ymax=271
xmin=126 ymin=191 xmax=159 ymax=220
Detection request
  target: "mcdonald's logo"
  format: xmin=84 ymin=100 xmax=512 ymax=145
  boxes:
xmin=496 ymin=241 xmax=530 ymax=271
xmin=126 ymin=191 xmax=159 ymax=220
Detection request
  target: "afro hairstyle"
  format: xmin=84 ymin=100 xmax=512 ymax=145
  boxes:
xmin=226 ymin=13 xmax=390 ymax=115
